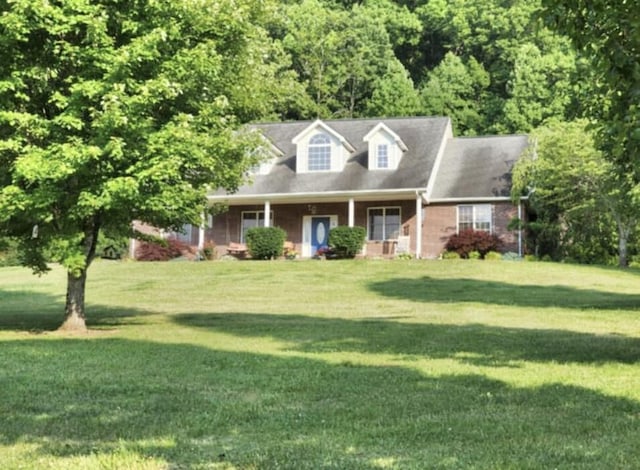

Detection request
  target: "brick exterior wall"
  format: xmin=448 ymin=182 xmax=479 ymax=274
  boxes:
xmin=200 ymin=199 xmax=522 ymax=259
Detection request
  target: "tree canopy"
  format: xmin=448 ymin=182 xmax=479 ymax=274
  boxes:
xmin=0 ymin=0 xmax=292 ymax=330
xmin=512 ymin=120 xmax=637 ymax=266
xmin=542 ymin=0 xmax=640 ymax=183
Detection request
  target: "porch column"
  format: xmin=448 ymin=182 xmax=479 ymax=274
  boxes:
xmin=264 ymin=200 xmax=271 ymax=227
xmin=348 ymin=198 xmax=355 ymax=227
xmin=198 ymin=212 xmax=205 ymax=251
xmin=415 ymin=193 xmax=423 ymax=259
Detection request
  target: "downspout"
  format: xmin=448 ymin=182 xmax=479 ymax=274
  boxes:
xmin=517 ymin=203 xmax=522 ymax=258
xmin=415 ymin=191 xmax=425 ymax=259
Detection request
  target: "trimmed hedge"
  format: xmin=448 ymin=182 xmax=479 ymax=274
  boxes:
xmin=328 ymin=226 xmax=366 ymax=259
xmin=245 ymin=226 xmax=286 ymax=260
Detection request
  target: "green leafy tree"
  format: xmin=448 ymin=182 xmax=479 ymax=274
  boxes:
xmin=419 ymin=53 xmax=489 ymax=135
xmin=500 ymin=42 xmax=577 ymax=133
xmin=414 ymin=0 xmax=581 ymax=133
xmin=365 ymin=59 xmax=420 ymax=117
xmin=0 ymin=0 xmax=287 ymax=331
xmin=282 ymin=0 xmax=398 ymax=118
xmin=542 ymin=1 xmax=640 ymax=219
xmin=512 ymin=120 xmax=637 ymax=266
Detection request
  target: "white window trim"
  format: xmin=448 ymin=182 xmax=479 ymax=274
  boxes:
xmin=308 ymin=133 xmax=332 ymax=171
xmin=457 ymin=204 xmax=493 ymax=233
xmin=367 ymin=206 xmax=402 ymax=241
xmin=376 ymin=143 xmax=389 ymax=169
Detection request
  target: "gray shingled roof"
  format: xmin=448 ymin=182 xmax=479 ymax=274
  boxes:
xmin=208 ymin=117 xmax=529 ymax=202
xmin=210 ymin=117 xmax=451 ymax=199
xmin=429 ymin=135 xmax=530 ymax=200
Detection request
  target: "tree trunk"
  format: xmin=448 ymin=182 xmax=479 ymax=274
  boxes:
xmin=618 ymin=226 xmax=629 ymax=268
xmin=58 ymin=220 xmax=100 ymax=332
xmin=60 ymin=270 xmax=88 ymax=332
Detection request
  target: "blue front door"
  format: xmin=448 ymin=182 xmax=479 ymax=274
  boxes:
xmin=311 ymin=217 xmax=330 ymax=255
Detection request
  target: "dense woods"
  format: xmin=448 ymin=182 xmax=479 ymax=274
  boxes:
xmin=262 ymin=0 xmax=584 ymax=136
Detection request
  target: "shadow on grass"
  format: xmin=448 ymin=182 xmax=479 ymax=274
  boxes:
xmin=1 ymin=337 xmax=639 ymax=468
xmin=369 ymin=276 xmax=640 ymax=310
xmin=174 ymin=313 xmax=640 ymax=365
xmin=0 ymin=289 xmax=153 ymax=332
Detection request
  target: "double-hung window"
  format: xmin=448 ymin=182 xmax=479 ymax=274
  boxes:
xmin=241 ymin=211 xmax=274 ymax=242
xmin=308 ymin=133 xmax=331 ymax=171
xmin=376 ymin=144 xmax=389 ymax=169
xmin=368 ymin=207 xmax=401 ymax=241
xmin=458 ymin=204 xmax=492 ymax=232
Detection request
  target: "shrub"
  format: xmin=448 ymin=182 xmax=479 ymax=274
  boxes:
xmin=501 ymin=252 xmax=520 ymax=261
xmin=441 ymin=250 xmax=460 ymax=260
xmin=468 ymin=250 xmax=481 ymax=260
xmin=445 ymin=230 xmax=502 ymax=259
xmin=0 ymin=237 xmax=21 ymax=267
xmin=202 ymin=241 xmax=216 ymax=260
xmin=484 ymin=251 xmax=503 ymax=261
xmin=136 ymin=238 xmax=194 ymax=261
xmin=245 ymin=226 xmax=286 ymax=260
xmin=395 ymin=253 xmax=413 ymax=260
xmin=328 ymin=226 xmax=366 ymax=259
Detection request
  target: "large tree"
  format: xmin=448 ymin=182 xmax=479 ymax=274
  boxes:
xmin=512 ymin=120 xmax=637 ymax=266
xmin=0 ymin=0 xmax=288 ymax=331
xmin=542 ymin=1 xmax=640 ymax=186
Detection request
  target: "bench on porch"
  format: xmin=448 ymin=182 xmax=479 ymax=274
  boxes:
xmin=227 ymin=242 xmax=248 ymax=257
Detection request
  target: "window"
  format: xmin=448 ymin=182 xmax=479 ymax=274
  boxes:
xmin=458 ymin=204 xmax=492 ymax=232
xmin=241 ymin=211 xmax=274 ymax=242
xmin=308 ymin=133 xmax=331 ymax=171
xmin=173 ymin=224 xmax=193 ymax=243
xmin=377 ymin=144 xmax=389 ymax=169
xmin=368 ymin=207 xmax=401 ymax=241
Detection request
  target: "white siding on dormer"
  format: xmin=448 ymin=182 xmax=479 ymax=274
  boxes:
xmin=292 ymin=120 xmax=354 ymax=173
xmin=367 ymin=131 xmax=399 ymax=170
xmin=363 ymin=122 xmax=407 ymax=170
xmin=254 ymin=159 xmax=275 ymax=175
xmin=296 ymin=131 xmax=346 ymax=173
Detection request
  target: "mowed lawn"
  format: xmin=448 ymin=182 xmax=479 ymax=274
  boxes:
xmin=1 ymin=259 xmax=640 ymax=469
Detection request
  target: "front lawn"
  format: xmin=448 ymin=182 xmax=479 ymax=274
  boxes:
xmin=1 ymin=260 xmax=639 ymax=469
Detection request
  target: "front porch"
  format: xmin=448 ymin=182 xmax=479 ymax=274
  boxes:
xmin=204 ymin=196 xmax=426 ymax=259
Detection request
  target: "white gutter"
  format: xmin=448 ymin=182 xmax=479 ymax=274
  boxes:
xmin=207 ymin=187 xmax=428 ymax=204
xmin=426 ymin=196 xmax=515 ymax=204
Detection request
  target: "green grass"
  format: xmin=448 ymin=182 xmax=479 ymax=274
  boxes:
xmin=1 ymin=259 xmax=640 ymax=469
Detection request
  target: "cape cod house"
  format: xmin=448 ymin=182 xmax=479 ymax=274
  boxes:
xmin=164 ymin=116 xmax=529 ymax=259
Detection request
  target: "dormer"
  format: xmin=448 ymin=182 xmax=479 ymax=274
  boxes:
xmin=292 ymin=120 xmax=355 ymax=173
xmin=363 ymin=122 xmax=408 ymax=170
xmin=250 ymin=134 xmax=284 ymax=175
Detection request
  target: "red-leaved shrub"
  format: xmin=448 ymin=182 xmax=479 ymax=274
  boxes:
xmin=136 ymin=238 xmax=195 ymax=261
xmin=445 ymin=230 xmax=502 ymax=259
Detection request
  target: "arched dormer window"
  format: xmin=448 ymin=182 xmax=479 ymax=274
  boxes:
xmin=308 ymin=133 xmax=331 ymax=171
